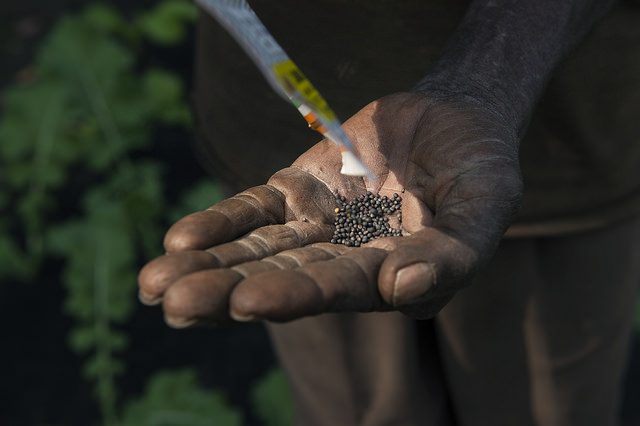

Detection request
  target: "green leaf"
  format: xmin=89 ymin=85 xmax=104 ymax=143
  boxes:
xmin=142 ymin=68 xmax=192 ymax=126
xmin=135 ymin=0 xmax=197 ymax=46
xmin=0 ymin=234 xmax=33 ymax=280
xmin=0 ymin=81 xmax=68 ymax=193
xmin=251 ymin=368 xmax=294 ymax=426
xmin=35 ymin=14 xmax=153 ymax=172
xmin=68 ymin=324 xmax=96 ymax=354
xmin=122 ymin=369 xmax=243 ymax=426
xmin=82 ymin=3 xmax=127 ymax=34
xmin=143 ymin=69 xmax=182 ymax=105
xmin=83 ymin=352 xmax=125 ymax=380
xmin=108 ymin=329 xmax=130 ymax=352
xmin=38 ymin=16 xmax=134 ymax=87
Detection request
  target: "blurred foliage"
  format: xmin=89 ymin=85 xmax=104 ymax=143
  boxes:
xmin=121 ymin=369 xmax=244 ymax=426
xmin=250 ymin=368 xmax=295 ymax=426
xmin=0 ymin=1 xmax=293 ymax=425
xmin=121 ymin=367 xmax=292 ymax=426
xmin=136 ymin=0 xmax=198 ymax=46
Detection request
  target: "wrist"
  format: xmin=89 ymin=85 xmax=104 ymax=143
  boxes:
xmin=412 ymin=0 xmax=617 ymax=138
xmin=411 ymin=77 xmax=517 ymax=135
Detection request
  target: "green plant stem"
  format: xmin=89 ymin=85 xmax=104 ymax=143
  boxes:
xmin=26 ymin=89 xmax=63 ymax=263
xmin=74 ymin=51 xmax=134 ymax=174
xmin=68 ymin=47 xmax=123 ymax=426
xmin=94 ymin=237 xmax=119 ymax=426
xmin=78 ymin=61 xmax=124 ymax=153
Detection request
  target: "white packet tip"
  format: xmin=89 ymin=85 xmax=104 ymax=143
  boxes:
xmin=340 ymin=150 xmax=370 ymax=177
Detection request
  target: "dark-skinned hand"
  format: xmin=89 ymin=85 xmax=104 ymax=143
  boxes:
xmin=138 ymin=91 xmax=522 ymax=327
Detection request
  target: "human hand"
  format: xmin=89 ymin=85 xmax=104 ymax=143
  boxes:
xmin=138 ymin=92 xmax=522 ymax=327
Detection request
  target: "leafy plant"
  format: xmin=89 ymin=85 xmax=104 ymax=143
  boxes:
xmin=250 ymin=368 xmax=295 ymax=426
xmin=0 ymin=2 xmax=192 ymax=280
xmin=121 ymin=369 xmax=244 ymax=426
xmin=0 ymin=0 xmax=220 ymax=423
xmin=136 ymin=0 xmax=198 ymax=46
xmin=0 ymin=1 xmax=297 ymax=424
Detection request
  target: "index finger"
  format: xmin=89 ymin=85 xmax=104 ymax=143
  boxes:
xmin=164 ymin=185 xmax=285 ymax=252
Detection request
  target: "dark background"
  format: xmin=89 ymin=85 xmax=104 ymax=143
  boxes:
xmin=0 ymin=1 xmax=277 ymax=425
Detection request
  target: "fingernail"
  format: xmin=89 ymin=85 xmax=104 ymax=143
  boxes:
xmin=393 ymin=263 xmax=435 ymax=306
xmin=164 ymin=315 xmax=197 ymax=329
xmin=230 ymin=310 xmax=258 ymax=322
xmin=138 ymin=290 xmax=162 ymax=306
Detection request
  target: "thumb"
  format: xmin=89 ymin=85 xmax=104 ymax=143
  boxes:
xmin=377 ymin=227 xmax=480 ymax=318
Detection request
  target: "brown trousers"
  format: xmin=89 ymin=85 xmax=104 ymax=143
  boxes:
xmin=266 ymin=218 xmax=640 ymax=426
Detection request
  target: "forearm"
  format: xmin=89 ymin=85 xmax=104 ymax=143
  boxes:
xmin=413 ymin=0 xmax=617 ymax=136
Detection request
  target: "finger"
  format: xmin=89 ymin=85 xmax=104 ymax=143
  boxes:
xmin=140 ymin=221 xmax=333 ymax=310
xmin=164 ymin=185 xmax=285 ymax=252
xmin=162 ymin=243 xmax=349 ymax=327
xmin=377 ymin=227 xmax=478 ymax=317
xmin=206 ymin=221 xmax=334 ymax=266
xmin=229 ymin=245 xmax=390 ymax=322
xmin=163 ymin=268 xmax=243 ymax=328
xmin=137 ymin=251 xmax=220 ymax=305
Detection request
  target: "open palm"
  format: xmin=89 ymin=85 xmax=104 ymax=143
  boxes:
xmin=138 ymin=92 xmax=522 ymax=327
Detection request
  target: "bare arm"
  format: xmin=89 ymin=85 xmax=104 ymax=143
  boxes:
xmin=415 ymin=0 xmax=617 ymax=136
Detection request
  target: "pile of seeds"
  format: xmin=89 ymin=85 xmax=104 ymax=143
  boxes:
xmin=331 ymin=191 xmax=403 ymax=247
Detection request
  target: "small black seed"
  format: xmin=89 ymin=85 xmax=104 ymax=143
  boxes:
xmin=331 ymin=191 xmax=404 ymax=246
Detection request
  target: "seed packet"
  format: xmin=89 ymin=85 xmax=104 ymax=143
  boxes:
xmin=195 ymin=0 xmax=372 ymax=177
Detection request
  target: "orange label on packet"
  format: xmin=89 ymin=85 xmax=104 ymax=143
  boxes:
xmin=272 ymin=60 xmax=336 ymax=122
